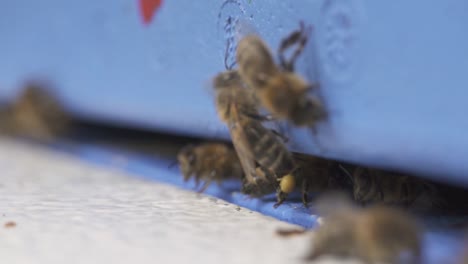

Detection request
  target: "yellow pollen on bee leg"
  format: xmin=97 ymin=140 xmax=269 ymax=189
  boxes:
xmin=280 ymin=174 xmax=296 ymax=193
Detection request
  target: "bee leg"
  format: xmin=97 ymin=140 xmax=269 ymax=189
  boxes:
xmin=240 ymin=181 xmax=253 ymax=194
xmin=198 ymin=170 xmax=217 ymax=193
xmin=215 ymin=177 xmax=224 ymax=187
xmin=402 ymin=178 xmax=413 ymax=207
xmin=193 ymin=174 xmax=203 ymax=189
xmin=270 ymin=129 xmax=289 ymax=143
xmin=274 ymin=189 xmax=287 ymax=208
xmin=278 ymin=21 xmax=312 ymax=72
xmin=182 ymin=173 xmax=189 ymax=182
xmin=378 ymin=184 xmax=384 ymax=202
xmin=167 ymin=160 xmax=178 ymax=169
xmin=310 ymin=124 xmax=319 ymax=136
xmin=197 ymin=180 xmax=211 ymax=193
xmin=301 ymin=180 xmax=309 ymax=207
xmin=183 ymin=170 xmax=193 ymax=182
xmin=309 ymin=126 xmax=329 ymax=153
xmin=261 ymin=114 xmax=275 ymax=121
xmin=242 ymin=111 xmax=275 ymax=122
xmin=338 ymin=164 xmax=354 ymax=184
xmin=278 ymin=24 xmax=304 ymax=71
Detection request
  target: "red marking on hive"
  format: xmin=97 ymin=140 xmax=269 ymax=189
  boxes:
xmin=139 ymin=0 xmax=163 ymax=25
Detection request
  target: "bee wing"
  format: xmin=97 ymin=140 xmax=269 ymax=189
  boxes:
xmin=228 ymin=119 xmax=258 ymax=185
xmin=228 ymin=102 xmax=270 ymax=186
xmin=203 ymin=76 xmax=220 ymax=102
xmin=229 ymin=121 xmax=278 ymax=197
xmin=236 ymin=34 xmax=278 ymax=86
xmin=234 ymin=18 xmax=259 ymax=42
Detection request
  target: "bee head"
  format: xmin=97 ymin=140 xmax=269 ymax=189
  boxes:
xmin=291 ymin=93 xmax=326 ymax=126
xmin=279 ymin=73 xmax=327 ymax=126
xmin=177 ymin=145 xmax=197 ymax=181
xmin=279 ymin=174 xmax=296 ymax=194
xmin=352 ymin=168 xmax=373 ymax=203
xmin=213 ymin=70 xmax=242 ymax=90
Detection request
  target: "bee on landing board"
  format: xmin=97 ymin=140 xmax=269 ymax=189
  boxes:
xmin=177 ymin=142 xmax=244 ymax=193
xmin=307 ymin=195 xmax=422 ymax=264
xmin=213 ymin=70 xmax=300 ymax=207
xmin=291 ymin=154 xmax=355 ymax=204
xmin=249 ymin=153 xmax=353 ymax=207
xmin=235 ymin=22 xmax=326 ymax=127
xmin=0 ymin=81 xmax=70 ymax=141
xmin=214 ymin=71 xmax=352 ymax=206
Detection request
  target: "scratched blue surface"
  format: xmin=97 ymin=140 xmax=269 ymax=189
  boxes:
xmin=1 ymin=1 xmax=468 ymax=186
xmin=46 ymin=141 xmax=464 ymax=264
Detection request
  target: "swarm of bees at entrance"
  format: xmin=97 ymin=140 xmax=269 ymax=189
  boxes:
xmin=0 ymin=81 xmax=71 ymax=141
xmin=177 ymin=21 xmax=452 ymax=212
xmin=177 ymin=22 xmax=329 ymax=207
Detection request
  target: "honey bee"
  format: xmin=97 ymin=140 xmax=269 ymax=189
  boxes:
xmin=244 ymin=155 xmax=352 ymax=206
xmin=276 ymin=154 xmax=353 ymax=206
xmin=213 ymin=70 xmax=299 ymax=207
xmin=351 ymin=167 xmax=446 ymax=211
xmin=0 ymin=81 xmax=70 ymax=141
xmin=307 ymin=196 xmax=422 ymax=264
xmin=177 ymin=142 xmax=243 ymax=193
xmin=235 ymin=23 xmax=326 ymax=126
xmin=237 ymin=154 xmax=352 ymax=207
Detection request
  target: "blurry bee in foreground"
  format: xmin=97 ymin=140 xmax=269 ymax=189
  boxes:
xmin=307 ymin=195 xmax=422 ymax=264
xmin=0 ymin=81 xmax=70 ymax=141
xmin=177 ymin=143 xmax=243 ymax=193
xmin=458 ymin=240 xmax=468 ymax=264
xmin=213 ymin=70 xmax=299 ymax=207
xmin=235 ymin=22 xmax=326 ymax=127
xmin=352 ymin=167 xmax=446 ymax=212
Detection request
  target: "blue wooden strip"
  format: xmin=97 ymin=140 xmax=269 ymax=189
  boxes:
xmin=1 ymin=1 xmax=468 ymax=186
xmin=52 ymin=141 xmax=318 ymax=228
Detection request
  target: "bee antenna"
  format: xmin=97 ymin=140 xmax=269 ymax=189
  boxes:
xmin=167 ymin=160 xmax=178 ymax=169
xmin=338 ymin=164 xmax=354 ymax=184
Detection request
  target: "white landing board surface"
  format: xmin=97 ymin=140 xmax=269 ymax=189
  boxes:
xmin=0 ymin=138 xmax=361 ymax=264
